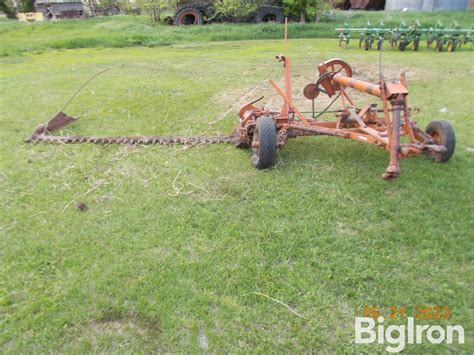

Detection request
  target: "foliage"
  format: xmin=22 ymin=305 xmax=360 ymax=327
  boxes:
xmin=283 ymin=0 xmax=343 ymax=22
xmin=18 ymin=0 xmax=34 ymax=12
xmin=212 ymin=0 xmax=263 ymax=19
xmin=0 ymin=0 xmax=16 ymax=18
xmin=136 ymin=0 xmax=174 ymax=22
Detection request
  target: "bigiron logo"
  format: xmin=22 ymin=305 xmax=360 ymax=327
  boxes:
xmin=355 ymin=316 xmax=465 ymax=353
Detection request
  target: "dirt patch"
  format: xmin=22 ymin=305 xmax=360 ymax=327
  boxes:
xmin=75 ymin=310 xmax=162 ymax=349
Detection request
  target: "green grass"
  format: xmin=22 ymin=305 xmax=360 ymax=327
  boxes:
xmin=0 ymin=10 xmax=473 ymax=56
xmin=1 ymin=33 xmax=473 ymax=352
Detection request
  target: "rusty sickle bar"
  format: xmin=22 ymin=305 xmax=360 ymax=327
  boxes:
xmin=27 ymin=112 xmax=238 ymax=146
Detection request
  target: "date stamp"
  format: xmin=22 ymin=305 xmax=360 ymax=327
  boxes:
xmin=362 ymin=305 xmax=452 ymax=320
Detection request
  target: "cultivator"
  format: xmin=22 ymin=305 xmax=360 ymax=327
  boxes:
xmin=336 ymin=21 xmax=473 ymax=52
xmin=28 ymin=23 xmax=456 ymax=180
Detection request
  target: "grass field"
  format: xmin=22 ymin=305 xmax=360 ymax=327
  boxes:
xmin=1 ymin=16 xmax=473 ymax=353
xmin=0 ymin=10 xmax=473 ymax=56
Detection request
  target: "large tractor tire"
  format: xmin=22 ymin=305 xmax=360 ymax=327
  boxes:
xmin=251 ymin=116 xmax=277 ymax=169
xmin=174 ymin=6 xmax=204 ymax=25
xmin=254 ymin=6 xmax=284 ymax=23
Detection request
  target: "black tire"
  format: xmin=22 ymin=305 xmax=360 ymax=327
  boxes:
xmin=251 ymin=116 xmax=276 ymax=169
xmin=174 ymin=6 xmax=204 ymax=26
xmin=425 ymin=120 xmax=455 ymax=162
xmin=254 ymin=6 xmax=284 ymax=23
xmin=413 ymin=37 xmax=420 ymax=51
xmin=399 ymin=40 xmax=406 ymax=51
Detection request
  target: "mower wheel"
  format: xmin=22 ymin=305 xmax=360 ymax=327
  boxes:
xmin=425 ymin=120 xmax=455 ymax=162
xmin=251 ymin=116 xmax=276 ymax=169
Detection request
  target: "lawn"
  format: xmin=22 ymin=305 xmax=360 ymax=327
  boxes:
xmin=0 ymin=22 xmax=473 ymax=352
xmin=0 ymin=9 xmax=473 ymax=56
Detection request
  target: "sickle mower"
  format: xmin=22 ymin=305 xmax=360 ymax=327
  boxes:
xmin=234 ymin=55 xmax=455 ymax=179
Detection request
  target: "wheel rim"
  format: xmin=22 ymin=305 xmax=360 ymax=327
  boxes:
xmin=430 ymin=131 xmax=441 ymax=145
xmin=178 ymin=11 xmax=199 ymax=25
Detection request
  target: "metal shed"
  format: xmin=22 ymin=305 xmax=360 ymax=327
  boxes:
xmin=385 ymin=0 xmax=470 ymax=11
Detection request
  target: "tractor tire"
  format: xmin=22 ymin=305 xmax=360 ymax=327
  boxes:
xmin=448 ymin=40 xmax=457 ymax=52
xmin=174 ymin=6 xmax=204 ymax=26
xmin=399 ymin=41 xmax=407 ymax=51
xmin=251 ymin=116 xmax=276 ymax=169
xmin=425 ymin=120 xmax=455 ymax=162
xmin=254 ymin=6 xmax=284 ymax=23
xmin=413 ymin=37 xmax=420 ymax=51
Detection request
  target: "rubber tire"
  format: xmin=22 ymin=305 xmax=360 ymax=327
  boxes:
xmin=251 ymin=116 xmax=276 ymax=169
xmin=174 ymin=6 xmax=204 ymax=26
xmin=254 ymin=6 xmax=284 ymax=23
xmin=425 ymin=120 xmax=455 ymax=162
xmin=413 ymin=37 xmax=420 ymax=51
xmin=399 ymin=41 xmax=406 ymax=51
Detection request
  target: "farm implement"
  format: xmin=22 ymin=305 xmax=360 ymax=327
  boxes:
xmin=336 ymin=21 xmax=473 ymax=52
xmin=28 ymin=24 xmax=456 ymax=180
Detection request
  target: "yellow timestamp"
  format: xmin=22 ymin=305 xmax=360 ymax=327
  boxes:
xmin=362 ymin=306 xmax=452 ymax=320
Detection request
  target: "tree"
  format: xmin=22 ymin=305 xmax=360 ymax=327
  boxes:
xmin=0 ymin=0 xmax=16 ymax=18
xmin=282 ymin=0 xmax=341 ymax=23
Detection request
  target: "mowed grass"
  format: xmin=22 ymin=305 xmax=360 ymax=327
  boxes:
xmin=0 ymin=38 xmax=473 ymax=352
xmin=0 ymin=9 xmax=473 ymax=56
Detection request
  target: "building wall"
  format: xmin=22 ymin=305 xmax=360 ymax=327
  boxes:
xmin=385 ymin=0 xmax=469 ymax=10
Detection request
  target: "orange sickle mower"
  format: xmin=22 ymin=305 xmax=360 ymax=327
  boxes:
xmin=235 ymin=54 xmax=455 ymax=179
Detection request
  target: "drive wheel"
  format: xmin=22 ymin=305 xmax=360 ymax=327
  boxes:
xmin=251 ymin=116 xmax=276 ymax=169
xmin=425 ymin=120 xmax=455 ymax=162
